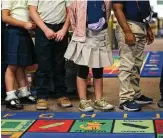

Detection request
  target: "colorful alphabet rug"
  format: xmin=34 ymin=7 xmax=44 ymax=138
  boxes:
xmin=1 ymin=112 xmax=163 ymax=138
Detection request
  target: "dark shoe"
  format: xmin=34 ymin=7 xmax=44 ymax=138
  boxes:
xmin=158 ymin=99 xmax=163 ymax=108
xmin=135 ymin=95 xmax=153 ymax=104
xmin=20 ymin=95 xmax=36 ymax=103
xmin=6 ymin=99 xmax=23 ymax=110
xmin=119 ymin=100 xmax=141 ymax=112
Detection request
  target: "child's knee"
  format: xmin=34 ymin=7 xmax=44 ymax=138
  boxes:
xmin=92 ymin=68 xmax=103 ymax=79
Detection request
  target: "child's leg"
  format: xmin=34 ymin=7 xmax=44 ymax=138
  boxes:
xmin=5 ymin=65 xmax=23 ymax=109
xmin=77 ymin=65 xmax=89 ymax=100
xmin=92 ymin=68 xmax=114 ymax=110
xmin=92 ymin=68 xmax=103 ymax=100
xmin=5 ymin=65 xmax=18 ymax=94
xmin=16 ymin=68 xmax=36 ymax=102
xmin=77 ymin=65 xmax=94 ymax=112
xmin=16 ymin=68 xmax=27 ymax=88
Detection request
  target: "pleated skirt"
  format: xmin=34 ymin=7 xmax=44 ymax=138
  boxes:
xmin=4 ymin=25 xmax=36 ymax=66
xmin=64 ymin=29 xmax=113 ymax=68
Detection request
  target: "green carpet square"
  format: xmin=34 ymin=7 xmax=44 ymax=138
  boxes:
xmin=70 ymin=120 xmax=113 ymax=133
xmin=1 ymin=119 xmax=34 ymax=132
xmin=157 ymin=134 xmax=163 ymax=138
xmin=113 ymin=120 xmax=154 ymax=133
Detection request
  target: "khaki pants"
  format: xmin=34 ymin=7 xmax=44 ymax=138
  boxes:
xmin=115 ymin=21 xmax=147 ymax=104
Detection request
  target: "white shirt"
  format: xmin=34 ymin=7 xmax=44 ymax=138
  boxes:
xmin=28 ymin=0 xmax=71 ymax=24
xmin=2 ymin=0 xmax=30 ymax=22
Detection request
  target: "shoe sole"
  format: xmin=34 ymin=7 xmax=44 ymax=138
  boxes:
xmin=94 ymin=106 xmax=114 ymax=110
xmin=36 ymin=107 xmax=48 ymax=110
xmin=135 ymin=100 xmax=153 ymax=105
xmin=6 ymin=105 xmax=23 ymax=110
xmin=119 ymin=105 xmax=140 ymax=112
xmin=78 ymin=108 xmax=94 ymax=112
xmin=57 ymin=103 xmax=73 ymax=108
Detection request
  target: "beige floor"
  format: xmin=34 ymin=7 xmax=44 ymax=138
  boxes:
xmin=2 ymin=39 xmax=163 ymax=112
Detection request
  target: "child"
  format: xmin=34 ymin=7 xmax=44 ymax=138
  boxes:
xmin=2 ymin=0 xmax=36 ymax=110
xmin=28 ymin=0 xmax=72 ymax=110
xmin=113 ymin=1 xmax=154 ymax=111
xmin=64 ymin=0 xmax=114 ymax=112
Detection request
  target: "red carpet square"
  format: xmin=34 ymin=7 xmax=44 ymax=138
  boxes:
xmin=28 ymin=120 xmax=74 ymax=132
xmin=155 ymin=120 xmax=163 ymax=134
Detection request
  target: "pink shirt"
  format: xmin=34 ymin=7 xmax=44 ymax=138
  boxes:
xmin=68 ymin=0 xmax=111 ymax=42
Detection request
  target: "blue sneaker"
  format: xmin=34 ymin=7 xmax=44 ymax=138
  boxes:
xmin=119 ymin=100 xmax=141 ymax=112
xmin=135 ymin=95 xmax=153 ymax=104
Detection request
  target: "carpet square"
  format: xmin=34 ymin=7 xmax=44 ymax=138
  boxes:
xmin=155 ymin=120 xmax=163 ymax=134
xmin=70 ymin=120 xmax=113 ymax=133
xmin=28 ymin=120 xmax=74 ymax=132
xmin=157 ymin=134 xmax=163 ymax=138
xmin=1 ymin=119 xmax=34 ymax=132
xmin=113 ymin=120 xmax=154 ymax=133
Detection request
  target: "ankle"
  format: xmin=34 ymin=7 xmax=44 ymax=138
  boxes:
xmin=5 ymin=90 xmax=18 ymax=101
xmin=18 ymin=86 xmax=31 ymax=98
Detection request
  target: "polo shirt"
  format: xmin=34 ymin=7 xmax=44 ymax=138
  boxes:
xmin=112 ymin=1 xmax=151 ymax=23
xmin=2 ymin=0 xmax=29 ymax=22
xmin=28 ymin=0 xmax=71 ymax=24
xmin=87 ymin=0 xmax=106 ymax=24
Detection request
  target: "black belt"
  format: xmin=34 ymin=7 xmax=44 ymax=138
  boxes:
xmin=44 ymin=22 xmax=64 ymax=30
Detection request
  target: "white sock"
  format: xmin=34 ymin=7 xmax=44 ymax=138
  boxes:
xmin=80 ymin=99 xmax=87 ymax=102
xmin=5 ymin=90 xmax=18 ymax=101
xmin=18 ymin=86 xmax=31 ymax=98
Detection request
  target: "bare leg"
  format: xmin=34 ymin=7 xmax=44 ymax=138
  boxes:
xmin=16 ymin=68 xmax=27 ymax=88
xmin=5 ymin=65 xmax=18 ymax=92
xmin=94 ymin=78 xmax=103 ymax=100
xmin=77 ymin=77 xmax=87 ymax=100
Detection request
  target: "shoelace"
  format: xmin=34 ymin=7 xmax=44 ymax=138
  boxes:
xmin=98 ymin=98 xmax=107 ymax=106
xmin=82 ymin=100 xmax=92 ymax=108
xmin=127 ymin=100 xmax=137 ymax=105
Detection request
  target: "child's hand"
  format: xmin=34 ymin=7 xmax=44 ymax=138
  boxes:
xmin=24 ymin=22 xmax=36 ymax=30
xmin=44 ymin=28 xmax=56 ymax=40
xmin=55 ymin=28 xmax=67 ymax=42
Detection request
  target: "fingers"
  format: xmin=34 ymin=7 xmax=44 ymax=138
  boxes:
xmin=126 ymin=38 xmax=136 ymax=46
xmin=47 ymin=33 xmax=56 ymax=40
xmin=147 ymin=33 xmax=154 ymax=45
xmin=55 ymin=35 xmax=63 ymax=41
xmin=55 ymin=31 xmax=64 ymax=41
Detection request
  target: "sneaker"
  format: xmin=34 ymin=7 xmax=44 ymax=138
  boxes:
xmin=6 ymin=99 xmax=23 ymax=110
xmin=158 ymin=98 xmax=163 ymax=108
xmin=119 ymin=100 xmax=141 ymax=112
xmin=57 ymin=97 xmax=72 ymax=108
xmin=79 ymin=99 xmax=94 ymax=112
xmin=135 ymin=95 xmax=153 ymax=104
xmin=36 ymin=99 xmax=48 ymax=110
xmin=94 ymin=98 xmax=114 ymax=110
